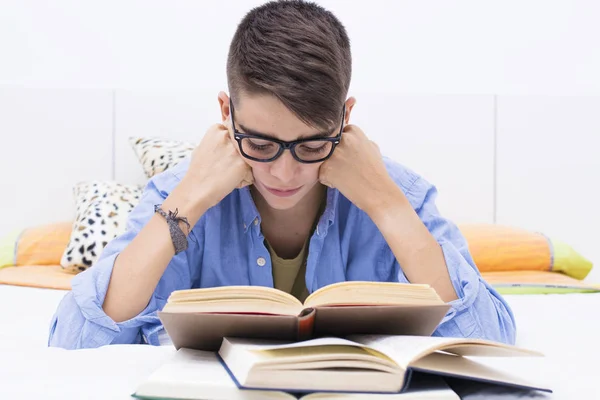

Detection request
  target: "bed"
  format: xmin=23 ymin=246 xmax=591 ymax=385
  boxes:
xmin=1 ymin=284 xmax=597 ymax=399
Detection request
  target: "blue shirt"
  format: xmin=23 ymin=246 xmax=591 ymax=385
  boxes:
xmin=48 ymin=157 xmax=516 ymax=349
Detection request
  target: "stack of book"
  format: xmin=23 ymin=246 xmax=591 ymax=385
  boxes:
xmin=132 ymin=281 xmax=552 ymax=399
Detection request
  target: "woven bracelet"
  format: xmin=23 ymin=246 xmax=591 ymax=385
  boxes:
xmin=154 ymin=205 xmax=191 ymax=254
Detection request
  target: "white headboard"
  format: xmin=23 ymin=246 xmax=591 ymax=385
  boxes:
xmin=1 ymin=87 xmax=598 ymax=280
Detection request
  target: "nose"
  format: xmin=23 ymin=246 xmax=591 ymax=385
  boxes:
xmin=269 ymin=150 xmax=297 ymax=183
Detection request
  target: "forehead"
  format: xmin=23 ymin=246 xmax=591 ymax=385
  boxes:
xmin=232 ymin=94 xmax=334 ymax=141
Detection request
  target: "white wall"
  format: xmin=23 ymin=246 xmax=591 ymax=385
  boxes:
xmin=1 ymin=1 xmax=599 ymax=280
xmin=0 ymin=87 xmax=113 ymax=234
xmin=0 ymin=0 xmax=599 ymax=94
xmin=496 ymin=96 xmax=600 ymax=282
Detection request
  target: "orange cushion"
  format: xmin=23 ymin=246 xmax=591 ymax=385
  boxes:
xmin=459 ymin=223 xmax=593 ymax=280
xmin=0 ymin=222 xmax=72 ymax=269
xmin=15 ymin=222 xmax=73 ymax=266
xmin=459 ymin=224 xmax=551 ymax=272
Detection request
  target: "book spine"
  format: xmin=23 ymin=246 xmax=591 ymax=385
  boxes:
xmin=297 ymin=308 xmax=316 ymax=340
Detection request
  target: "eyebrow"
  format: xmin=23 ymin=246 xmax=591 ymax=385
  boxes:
xmin=237 ymin=123 xmax=335 ymax=141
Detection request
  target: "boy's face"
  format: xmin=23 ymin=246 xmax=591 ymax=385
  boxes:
xmin=219 ymin=92 xmax=352 ymax=211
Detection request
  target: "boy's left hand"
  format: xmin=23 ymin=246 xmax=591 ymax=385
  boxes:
xmin=319 ymin=124 xmax=403 ymax=215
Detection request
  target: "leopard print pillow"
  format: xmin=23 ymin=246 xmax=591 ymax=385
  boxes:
xmin=129 ymin=137 xmax=195 ymax=178
xmin=60 ymin=181 xmax=142 ymax=273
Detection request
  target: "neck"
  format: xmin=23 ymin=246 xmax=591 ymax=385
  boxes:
xmin=251 ymin=183 xmax=326 ymax=226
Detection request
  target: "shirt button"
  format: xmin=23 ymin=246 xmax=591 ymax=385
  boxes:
xmin=253 ymin=218 xmax=259 ymax=226
xmin=256 ymin=257 xmax=266 ymax=267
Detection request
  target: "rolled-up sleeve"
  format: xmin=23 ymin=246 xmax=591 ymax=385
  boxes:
xmin=48 ymin=169 xmax=202 ymax=349
xmin=401 ymin=177 xmax=516 ymax=345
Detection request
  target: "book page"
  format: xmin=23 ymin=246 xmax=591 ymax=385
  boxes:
xmin=300 ymin=374 xmax=460 ymax=399
xmin=224 ymin=337 xmax=396 ymax=364
xmin=226 ymin=337 xmax=376 ymax=352
xmin=347 ymin=335 xmax=443 ymax=368
xmin=346 ymin=335 xmax=544 ymax=369
xmin=163 ymin=298 xmax=303 ymax=316
xmin=168 ymin=286 xmax=303 ymax=308
xmin=411 ymin=352 xmax=551 ymax=393
xmin=221 ymin=338 xmax=405 ymax=393
xmin=304 ymin=281 xmax=442 ymax=308
xmin=134 ymin=348 xmax=295 ymax=400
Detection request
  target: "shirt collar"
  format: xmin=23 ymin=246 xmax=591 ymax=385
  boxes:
xmin=316 ymin=187 xmax=338 ymax=237
xmin=238 ymin=185 xmax=339 ymax=236
xmin=239 ymin=186 xmax=261 ymax=233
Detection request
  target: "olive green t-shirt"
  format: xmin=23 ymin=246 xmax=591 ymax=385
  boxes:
xmin=265 ymin=195 xmax=325 ymax=303
xmin=266 ymin=238 xmax=310 ymax=303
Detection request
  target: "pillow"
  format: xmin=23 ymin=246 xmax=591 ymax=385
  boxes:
xmin=459 ymin=224 xmax=593 ymax=280
xmin=129 ymin=137 xmax=195 ymax=178
xmin=60 ymin=181 xmax=142 ymax=273
xmin=0 ymin=222 xmax=73 ymax=268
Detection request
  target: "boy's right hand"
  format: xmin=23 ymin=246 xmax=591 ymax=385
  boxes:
xmin=180 ymin=119 xmax=254 ymax=209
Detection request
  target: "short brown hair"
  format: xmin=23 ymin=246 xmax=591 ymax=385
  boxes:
xmin=227 ymin=0 xmax=352 ymax=130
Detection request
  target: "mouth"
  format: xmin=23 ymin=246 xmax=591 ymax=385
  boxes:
xmin=263 ymin=184 xmax=303 ymax=198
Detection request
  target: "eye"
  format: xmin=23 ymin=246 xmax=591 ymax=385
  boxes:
xmin=247 ymin=138 xmax=276 ymax=152
xmin=298 ymin=141 xmax=328 ymax=153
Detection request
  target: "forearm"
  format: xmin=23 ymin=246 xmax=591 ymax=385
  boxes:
xmin=103 ymin=180 xmax=211 ymax=322
xmin=366 ymin=180 xmax=458 ymax=303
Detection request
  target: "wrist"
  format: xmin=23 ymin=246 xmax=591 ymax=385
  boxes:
xmin=363 ymin=178 xmax=409 ymax=221
xmin=164 ymin=178 xmax=214 ymax=227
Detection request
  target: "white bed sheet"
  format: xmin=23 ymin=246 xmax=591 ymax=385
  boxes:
xmin=0 ymin=285 xmax=68 ymax=348
xmin=1 ymin=285 xmax=598 ymax=399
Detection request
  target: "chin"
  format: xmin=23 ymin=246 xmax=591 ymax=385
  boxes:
xmin=254 ymin=184 xmax=306 ymax=210
xmin=263 ymin=193 xmax=303 ymax=210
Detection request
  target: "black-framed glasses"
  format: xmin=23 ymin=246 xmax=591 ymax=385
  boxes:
xmin=230 ymin=100 xmax=345 ymax=164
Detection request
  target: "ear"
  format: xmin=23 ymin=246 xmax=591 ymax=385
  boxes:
xmin=344 ymin=96 xmax=357 ymax=125
xmin=218 ymin=91 xmax=231 ymax=122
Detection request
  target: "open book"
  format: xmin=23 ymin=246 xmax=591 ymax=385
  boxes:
xmin=132 ymin=347 xmax=460 ymax=400
xmin=218 ymin=335 xmax=552 ymax=394
xmin=158 ymin=281 xmax=451 ymax=351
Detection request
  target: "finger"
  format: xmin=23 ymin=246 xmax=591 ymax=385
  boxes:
xmin=242 ymin=169 xmax=254 ymax=187
xmin=344 ymin=124 xmax=368 ymax=140
xmin=318 ymin=171 xmax=332 ymax=188
xmin=223 ymin=117 xmax=237 ymax=143
xmin=238 ymin=177 xmax=254 ymax=188
xmin=222 ymin=114 xmax=233 ymax=131
xmin=343 ymin=123 xmax=360 ymax=133
xmin=217 ymin=116 xmax=233 ymax=141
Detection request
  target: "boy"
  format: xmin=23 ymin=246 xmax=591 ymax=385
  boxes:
xmin=49 ymin=0 xmax=515 ymax=349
